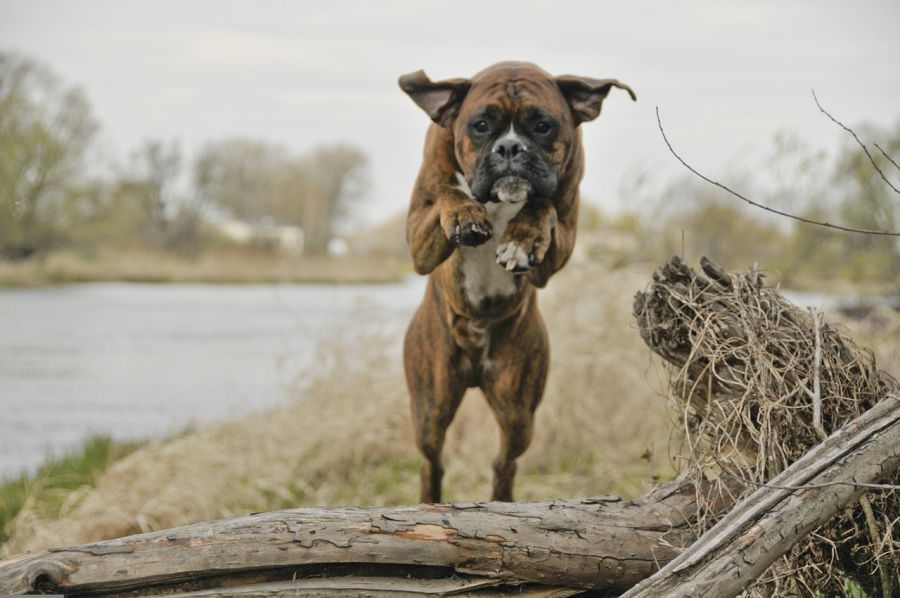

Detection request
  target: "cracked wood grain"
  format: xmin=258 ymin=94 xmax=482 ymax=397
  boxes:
xmin=0 ymin=478 xmax=709 ymax=596
xmin=0 ymin=410 xmax=894 ymax=597
xmin=622 ymin=393 xmax=900 ymax=598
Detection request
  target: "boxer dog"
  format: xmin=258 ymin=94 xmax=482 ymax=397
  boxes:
xmin=399 ymin=62 xmax=635 ymax=502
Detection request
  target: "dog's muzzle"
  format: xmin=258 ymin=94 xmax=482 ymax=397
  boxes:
xmin=490 ymin=176 xmax=532 ymax=203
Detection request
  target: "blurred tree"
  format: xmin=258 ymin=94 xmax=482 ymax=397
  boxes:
xmin=830 ymin=122 xmax=900 ymax=286
xmin=116 ymin=139 xmax=206 ymax=253
xmin=195 ymin=140 xmax=368 ymax=254
xmin=632 ymin=168 xmax=786 ymax=272
xmin=0 ymin=52 xmax=98 ymax=259
xmin=193 ymin=138 xmax=287 ymax=222
xmin=299 ymin=145 xmax=367 ymax=253
xmin=621 ymin=124 xmax=900 ymax=292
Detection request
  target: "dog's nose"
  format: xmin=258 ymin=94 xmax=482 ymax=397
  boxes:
xmin=492 ymin=138 xmax=525 ymax=159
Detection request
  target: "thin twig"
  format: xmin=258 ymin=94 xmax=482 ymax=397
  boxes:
xmin=655 ymin=107 xmax=900 ymax=236
xmin=859 ymin=494 xmax=892 ymax=598
xmin=812 ymin=90 xmax=900 ymax=195
xmin=808 ymin=308 xmax=827 ymax=441
xmin=875 ymin=143 xmax=900 ymax=173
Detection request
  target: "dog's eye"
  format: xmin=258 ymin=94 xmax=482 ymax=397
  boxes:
xmin=533 ymin=121 xmax=552 ymax=135
xmin=472 ymin=120 xmax=490 ymax=134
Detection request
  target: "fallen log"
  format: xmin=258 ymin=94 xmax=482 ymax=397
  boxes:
xmin=623 ymin=392 xmax=900 ymax=597
xmin=0 ymin=476 xmax=709 ymax=595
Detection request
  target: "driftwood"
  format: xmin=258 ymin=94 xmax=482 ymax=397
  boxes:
xmin=0 ymin=477 xmax=709 ymax=596
xmin=624 ymin=392 xmax=899 ymax=597
xmin=1 ymin=257 xmax=897 ymax=596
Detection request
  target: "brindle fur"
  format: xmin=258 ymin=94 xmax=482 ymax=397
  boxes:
xmin=400 ymin=62 xmax=634 ymax=502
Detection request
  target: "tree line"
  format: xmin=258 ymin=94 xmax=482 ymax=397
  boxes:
xmin=0 ymin=51 xmax=367 ymax=259
xmin=588 ymin=125 xmax=900 ymax=292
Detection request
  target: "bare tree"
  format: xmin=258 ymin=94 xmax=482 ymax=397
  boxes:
xmin=300 ymin=144 xmax=367 ymax=253
xmin=0 ymin=52 xmax=98 ymax=259
xmin=193 ymin=138 xmax=288 ymax=222
xmin=655 ymin=107 xmax=900 ymax=237
xmin=116 ymin=139 xmax=208 ymax=253
xmin=195 ymin=139 xmax=368 ymax=254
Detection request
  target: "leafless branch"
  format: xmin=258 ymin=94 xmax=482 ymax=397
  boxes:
xmin=656 ymin=107 xmax=900 ymax=236
xmin=859 ymin=494 xmax=892 ymax=598
xmin=875 ymin=142 xmax=900 ymax=172
xmin=808 ymin=308 xmax=826 ymax=442
xmin=812 ymin=90 xmax=900 ymax=195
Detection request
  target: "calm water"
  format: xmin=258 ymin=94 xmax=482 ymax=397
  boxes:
xmin=0 ymin=279 xmax=425 ymax=481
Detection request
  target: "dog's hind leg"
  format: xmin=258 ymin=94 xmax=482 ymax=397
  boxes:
xmin=485 ymin=397 xmax=538 ymax=502
xmin=407 ymin=370 xmax=466 ymax=504
xmin=482 ymin=303 xmax=549 ymax=502
xmin=404 ymin=304 xmax=468 ymax=504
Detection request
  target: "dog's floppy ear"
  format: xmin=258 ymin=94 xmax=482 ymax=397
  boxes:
xmin=555 ymin=75 xmax=636 ymax=125
xmin=398 ymin=70 xmax=471 ymax=128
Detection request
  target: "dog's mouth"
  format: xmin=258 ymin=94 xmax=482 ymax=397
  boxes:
xmin=490 ymin=176 xmax=531 ymax=204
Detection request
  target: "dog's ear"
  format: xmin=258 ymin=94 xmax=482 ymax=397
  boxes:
xmin=399 ymin=70 xmax=471 ymax=128
xmin=555 ymin=75 xmax=636 ymax=125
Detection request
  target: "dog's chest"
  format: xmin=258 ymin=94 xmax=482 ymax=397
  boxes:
xmin=458 ymin=201 xmax=524 ymax=307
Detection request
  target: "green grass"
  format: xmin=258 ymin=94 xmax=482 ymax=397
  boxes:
xmin=843 ymin=578 xmax=868 ymax=598
xmin=0 ymin=435 xmax=143 ymax=545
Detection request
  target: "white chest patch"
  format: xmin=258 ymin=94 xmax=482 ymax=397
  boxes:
xmin=457 ymin=187 xmax=525 ymax=307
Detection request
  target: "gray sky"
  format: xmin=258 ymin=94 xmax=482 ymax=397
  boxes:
xmin=1 ymin=0 xmax=898 ymax=226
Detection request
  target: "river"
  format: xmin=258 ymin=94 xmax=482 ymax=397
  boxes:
xmin=1 ymin=279 xmax=888 ymax=482
xmin=0 ymin=279 xmax=425 ymax=481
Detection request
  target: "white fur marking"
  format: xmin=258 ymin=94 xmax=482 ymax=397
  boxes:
xmin=499 ymin=124 xmax=522 ymax=143
xmin=496 ymin=241 xmax=530 ymax=271
xmin=454 ymin=171 xmax=475 ymax=198
xmin=459 ymin=199 xmax=525 ymax=306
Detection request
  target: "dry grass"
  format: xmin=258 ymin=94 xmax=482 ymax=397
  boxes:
xmin=634 ymin=256 xmax=899 ymax=597
xmin=0 ymin=247 xmax=408 ymax=286
xmin=1 ymin=260 xmax=675 ymax=556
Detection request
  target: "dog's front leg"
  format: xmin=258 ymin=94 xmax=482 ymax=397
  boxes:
xmin=495 ymin=201 xmax=575 ymax=288
xmin=406 ymin=129 xmax=493 ymax=274
xmin=406 ymin=191 xmax=493 ymax=274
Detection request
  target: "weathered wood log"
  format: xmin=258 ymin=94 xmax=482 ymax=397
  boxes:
xmin=0 ymin=476 xmax=714 ymax=596
xmin=623 ymin=392 xmax=900 ymax=597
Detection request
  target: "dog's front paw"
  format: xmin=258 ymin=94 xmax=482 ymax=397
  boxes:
xmin=495 ymin=241 xmax=532 ymax=272
xmin=442 ymin=203 xmax=493 ymax=247
xmin=496 ymin=217 xmax=552 ymax=273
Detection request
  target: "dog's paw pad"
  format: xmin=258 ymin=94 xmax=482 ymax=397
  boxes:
xmin=454 ymin=221 xmax=491 ymax=246
xmin=496 ymin=242 xmax=530 ymax=273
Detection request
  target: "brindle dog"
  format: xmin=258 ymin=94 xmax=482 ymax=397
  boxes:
xmin=399 ymin=62 xmax=635 ymax=502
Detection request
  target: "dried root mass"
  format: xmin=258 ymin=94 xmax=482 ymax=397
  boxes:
xmin=634 ymin=255 xmax=899 ymax=597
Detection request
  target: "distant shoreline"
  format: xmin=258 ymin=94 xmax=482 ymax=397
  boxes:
xmin=0 ymin=248 xmax=410 ymax=287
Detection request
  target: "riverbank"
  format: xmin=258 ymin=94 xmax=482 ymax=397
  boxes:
xmin=0 ymin=248 xmax=409 ymax=287
xmin=2 ymin=261 xmax=898 ymax=557
xmin=1 ymin=263 xmax=680 ymax=555
xmin=0 ymin=436 xmax=143 ymax=545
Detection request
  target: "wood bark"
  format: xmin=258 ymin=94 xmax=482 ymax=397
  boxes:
xmin=623 ymin=393 xmax=900 ymax=598
xmin=0 ymin=478 xmax=708 ymax=596
xmin=0 ymin=394 xmax=896 ymax=596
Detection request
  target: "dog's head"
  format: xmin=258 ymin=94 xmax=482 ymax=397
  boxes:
xmin=399 ymin=61 xmax=635 ymax=205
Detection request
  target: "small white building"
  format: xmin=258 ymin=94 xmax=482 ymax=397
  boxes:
xmin=216 ymin=220 xmax=304 ymax=255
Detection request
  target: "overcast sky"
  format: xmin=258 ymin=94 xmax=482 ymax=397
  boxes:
xmin=1 ymin=0 xmax=898 ymax=226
